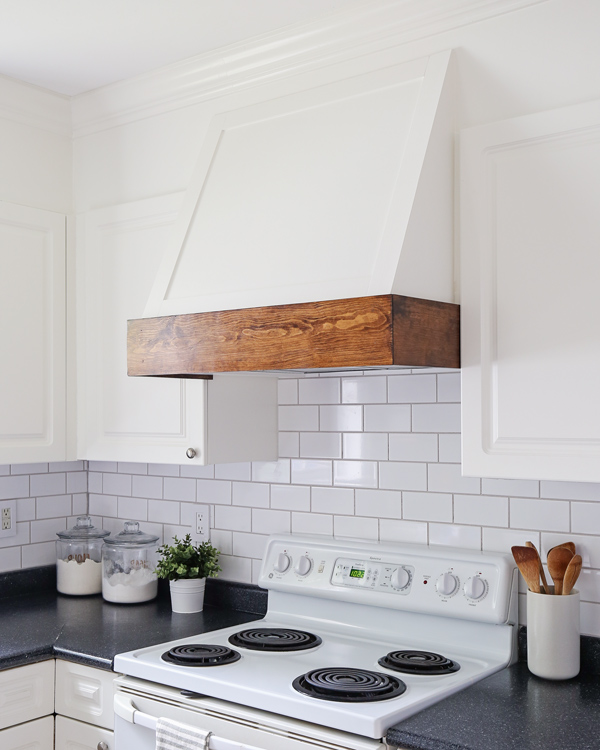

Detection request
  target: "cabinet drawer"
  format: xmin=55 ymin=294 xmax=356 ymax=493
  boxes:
xmin=56 ymin=715 xmax=114 ymax=750
xmin=55 ymin=660 xmax=116 ymax=730
xmin=0 ymin=715 xmax=53 ymax=750
xmin=0 ymin=660 xmax=55 ymax=730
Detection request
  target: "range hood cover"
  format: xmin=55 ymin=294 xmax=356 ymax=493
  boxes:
xmin=129 ymin=51 xmax=459 ymax=376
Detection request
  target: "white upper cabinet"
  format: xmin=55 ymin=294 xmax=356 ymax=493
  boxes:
xmin=144 ymin=50 xmax=455 ymax=318
xmin=78 ymin=194 xmax=277 ymax=465
xmin=461 ymin=98 xmax=600 ymax=482
xmin=0 ymin=202 xmax=70 ymax=464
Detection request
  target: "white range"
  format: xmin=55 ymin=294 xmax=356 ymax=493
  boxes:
xmin=113 ymin=534 xmax=518 ymax=750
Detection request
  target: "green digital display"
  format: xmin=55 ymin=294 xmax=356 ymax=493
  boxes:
xmin=350 ymin=568 xmax=365 ymax=579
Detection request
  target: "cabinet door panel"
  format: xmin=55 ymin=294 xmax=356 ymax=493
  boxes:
xmin=461 ymin=98 xmax=600 ymax=481
xmin=55 ymin=715 xmax=114 ymax=750
xmin=78 ymin=194 xmax=207 ymax=464
xmin=0 ymin=202 xmax=67 ymax=463
xmin=0 ymin=661 xmax=55 ymax=730
xmin=0 ymin=716 xmax=53 ymax=750
xmin=55 ymin=660 xmax=116 ymax=730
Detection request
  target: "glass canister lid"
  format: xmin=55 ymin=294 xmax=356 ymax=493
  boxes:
xmin=56 ymin=515 xmax=110 ymax=540
xmin=104 ymin=521 xmax=159 ymax=546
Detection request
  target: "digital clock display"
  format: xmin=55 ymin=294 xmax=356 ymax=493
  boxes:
xmin=349 ymin=568 xmax=365 ymax=579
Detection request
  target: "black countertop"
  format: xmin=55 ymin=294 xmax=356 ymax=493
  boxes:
xmin=3 ymin=567 xmax=600 ymax=750
xmin=0 ymin=566 xmax=267 ymax=671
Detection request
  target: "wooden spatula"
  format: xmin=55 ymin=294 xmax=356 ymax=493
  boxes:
xmin=562 ymin=554 xmax=582 ymax=595
xmin=547 ymin=546 xmax=574 ymax=595
xmin=511 ymin=546 xmax=541 ymax=593
xmin=549 ymin=541 xmax=576 ymax=556
xmin=526 ymin=541 xmax=550 ymax=595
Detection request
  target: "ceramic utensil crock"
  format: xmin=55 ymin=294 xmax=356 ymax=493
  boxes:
xmin=527 ymin=588 xmax=580 ymax=680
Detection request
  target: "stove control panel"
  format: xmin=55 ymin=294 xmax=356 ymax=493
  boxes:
xmin=331 ymin=558 xmax=414 ymax=595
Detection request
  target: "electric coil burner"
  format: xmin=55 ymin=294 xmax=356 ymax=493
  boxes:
xmin=292 ymin=667 xmax=406 ymax=702
xmin=114 ymin=535 xmax=518 ymax=745
xmin=161 ymin=644 xmax=241 ymax=666
xmin=378 ymin=650 xmax=460 ymax=675
xmin=228 ymin=628 xmax=322 ymax=651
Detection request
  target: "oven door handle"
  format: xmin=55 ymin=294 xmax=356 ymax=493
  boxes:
xmin=114 ymin=694 xmax=267 ymax=750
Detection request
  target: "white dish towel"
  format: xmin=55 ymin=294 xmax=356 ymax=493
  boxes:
xmin=156 ymin=717 xmax=212 ymax=750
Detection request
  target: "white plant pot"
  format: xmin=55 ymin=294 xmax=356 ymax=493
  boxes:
xmin=169 ymin=578 xmax=206 ymax=614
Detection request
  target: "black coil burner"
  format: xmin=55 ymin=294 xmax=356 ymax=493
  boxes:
xmin=228 ymin=628 xmax=322 ymax=652
xmin=161 ymin=644 xmax=241 ymax=667
xmin=292 ymin=667 xmax=406 ymax=703
xmin=378 ymin=650 xmax=460 ymax=675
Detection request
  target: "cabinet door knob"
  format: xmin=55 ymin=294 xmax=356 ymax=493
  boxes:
xmin=97 ymin=743 xmax=109 ymax=750
xmin=186 ymin=448 xmax=197 ymax=459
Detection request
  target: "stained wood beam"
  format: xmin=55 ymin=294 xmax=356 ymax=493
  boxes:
xmin=127 ymin=295 xmax=460 ymax=377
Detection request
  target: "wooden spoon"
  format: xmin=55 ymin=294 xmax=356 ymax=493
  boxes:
xmin=526 ymin=541 xmax=550 ymax=595
xmin=562 ymin=554 xmax=582 ymax=595
xmin=511 ymin=546 xmax=541 ymax=593
xmin=549 ymin=541 xmax=576 ymax=556
xmin=547 ymin=546 xmax=574 ymax=595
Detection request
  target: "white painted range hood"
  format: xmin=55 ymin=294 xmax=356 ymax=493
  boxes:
xmin=129 ymin=50 xmax=459 ymax=377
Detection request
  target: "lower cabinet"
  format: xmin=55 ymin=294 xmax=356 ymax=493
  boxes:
xmin=0 ymin=715 xmax=54 ymax=750
xmin=55 ymin=715 xmax=114 ymax=750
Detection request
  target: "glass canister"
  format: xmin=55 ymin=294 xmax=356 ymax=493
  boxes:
xmin=56 ymin=516 xmax=110 ymax=595
xmin=102 ymin=521 xmax=159 ymax=604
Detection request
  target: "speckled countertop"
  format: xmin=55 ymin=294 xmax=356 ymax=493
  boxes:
xmin=2 ymin=567 xmax=600 ymax=750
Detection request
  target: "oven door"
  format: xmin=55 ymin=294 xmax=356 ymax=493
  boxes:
xmin=114 ymin=687 xmax=387 ymax=750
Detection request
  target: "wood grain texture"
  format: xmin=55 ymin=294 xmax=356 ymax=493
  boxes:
xmin=127 ymin=295 xmax=460 ymax=377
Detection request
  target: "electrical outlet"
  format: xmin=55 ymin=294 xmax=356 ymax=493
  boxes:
xmin=192 ymin=504 xmax=210 ymax=543
xmin=0 ymin=500 xmax=16 ymax=538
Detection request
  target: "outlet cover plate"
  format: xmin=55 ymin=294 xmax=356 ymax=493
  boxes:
xmin=0 ymin=500 xmax=17 ymax=538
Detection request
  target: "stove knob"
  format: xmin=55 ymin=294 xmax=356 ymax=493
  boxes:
xmin=436 ymin=572 xmax=458 ymax=597
xmin=390 ymin=566 xmax=411 ymax=591
xmin=295 ymin=555 xmax=312 ymax=577
xmin=273 ymin=552 xmax=291 ymax=573
xmin=464 ymin=576 xmax=486 ymax=600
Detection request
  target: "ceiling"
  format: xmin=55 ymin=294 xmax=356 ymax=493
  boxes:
xmin=0 ymin=0 xmax=367 ymax=96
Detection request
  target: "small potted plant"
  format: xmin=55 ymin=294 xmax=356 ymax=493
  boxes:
xmin=155 ymin=534 xmax=221 ymax=613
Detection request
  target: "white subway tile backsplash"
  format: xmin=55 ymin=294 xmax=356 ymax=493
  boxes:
xmin=197 ymin=479 xmax=232 ymax=505
xmin=291 ymin=459 xmax=332 ymax=486
xmin=0 ymin=547 xmax=21 ymax=572
xmin=343 ymin=433 xmax=388 ymax=460
xmin=215 ymin=463 xmax=252 ymax=481
xmin=300 ymin=432 xmax=342 ymax=459
xmin=299 ymin=378 xmax=340 ymax=404
xmin=102 ymin=472 xmax=132 ymax=497
xmin=88 ymin=461 xmax=118 ymax=473
xmin=30 ymin=472 xmax=66 ymax=497
xmin=118 ymin=496 xmax=148 ymax=521
xmin=429 ymin=523 xmax=481 ymax=549
xmin=0 ymin=475 xmax=29 ymax=500
xmin=412 ymin=404 xmax=461 ymax=433
xmin=541 ymin=533 xmax=600 ymax=569
xmin=483 ymin=528 xmax=540 ymax=556
xmin=291 ymin=512 xmax=333 ymax=536
xmin=482 ymin=478 xmax=539 ymax=498
xmin=10 ymin=463 xmax=48 ymax=475
xmin=36 ymin=495 xmax=71 ymax=519
xmin=581 ymin=602 xmax=600 ymax=637
xmin=17 ymin=497 xmax=35 ymax=521
xmin=320 ymin=405 xmax=363 ymax=432
xmin=278 ymin=433 xmax=300 ymax=458
xmin=89 ymin=493 xmax=118 ymax=517
xmin=31 ymin=518 xmax=67 ymax=544
xmin=438 ymin=434 xmax=461 ymax=463
xmin=148 ymin=499 xmax=180 ymax=524
xmin=278 ymin=378 xmax=298 ymax=405
xmin=0 ymin=522 xmax=29 ymax=548
xmin=132 ymin=474 xmax=163 ymax=500
xmin=341 ymin=377 xmax=386 ymax=404
xmin=576 ymin=569 xmax=600 ymax=604
xmin=428 ymin=464 xmax=480 ymax=494
xmin=379 ymin=519 xmax=427 ymax=544
xmin=279 ymin=406 xmax=319 ymax=432
xmin=312 ymin=487 xmax=354 ymax=515
xmin=333 ymin=461 xmax=377 ymax=489
xmin=148 ymin=463 xmax=180 ymax=477
xmin=388 ymin=374 xmax=436 ymax=403
xmin=66 ymin=472 xmax=87 ymax=494
xmin=180 ymin=464 xmax=215 ymax=479
xmin=355 ymin=489 xmax=402 ymax=519
xmin=22 ymin=542 xmax=55 ymax=568
xmin=541 ymin=480 xmax=600 ymax=502
xmin=88 ymin=472 xmax=103 ymax=494
xmin=233 ymin=482 xmax=270 ymax=508
xmin=334 ymin=515 xmax=378 ymax=540
xmin=437 ymin=373 xmax=461 ymax=403
xmin=117 ymin=462 xmax=147 ymax=475
xmin=454 ymin=495 xmax=508 ymax=528
xmin=252 ymin=460 xmax=291 ymax=484
xmin=510 ymin=497 xmax=570 ymax=532
xmin=210 ymin=529 xmax=233 ymax=555
xmin=364 ymin=405 xmax=410 ymax=433
xmin=233 ymin=531 xmax=268 ymax=559
xmin=214 ymin=505 xmax=252 ymax=532
xmin=219 ymin=554 xmax=252 ymax=583
xmin=380 ymin=462 xmax=427 ymax=492
xmin=252 ymin=509 xmax=291 ymax=535
xmin=163 ymin=477 xmax=196 ymax=503
xmin=572 ymin=502 xmax=600 ymax=535
xmin=389 ymin=434 xmax=437 ymax=463
xmin=403 ymin=492 xmax=452 ymax=523
xmin=271 ymin=485 xmax=310 ymax=511
xmin=72 ymin=494 xmax=88 ymax=516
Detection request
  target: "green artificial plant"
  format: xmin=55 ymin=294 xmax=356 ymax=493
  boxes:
xmin=155 ymin=534 xmax=221 ymax=581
